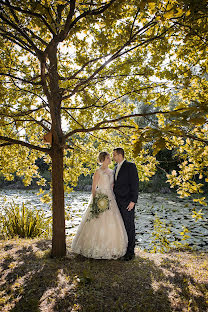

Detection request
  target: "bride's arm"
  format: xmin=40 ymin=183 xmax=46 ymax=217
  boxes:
xmin=110 ymin=169 xmax=114 ymax=189
xmin=92 ymin=170 xmax=100 ymax=198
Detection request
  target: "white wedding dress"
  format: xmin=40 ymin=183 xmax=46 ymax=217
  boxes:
xmin=71 ymin=168 xmax=128 ymax=259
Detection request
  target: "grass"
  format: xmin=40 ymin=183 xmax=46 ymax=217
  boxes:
xmin=0 ymin=237 xmax=208 ymax=312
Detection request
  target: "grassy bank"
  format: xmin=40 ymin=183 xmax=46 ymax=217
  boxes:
xmin=0 ymin=238 xmax=208 ymax=312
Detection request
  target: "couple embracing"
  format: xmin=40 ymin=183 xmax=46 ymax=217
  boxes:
xmin=71 ymin=148 xmax=139 ymax=261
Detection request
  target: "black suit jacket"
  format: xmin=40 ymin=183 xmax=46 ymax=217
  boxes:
xmin=113 ymin=160 xmax=139 ymax=207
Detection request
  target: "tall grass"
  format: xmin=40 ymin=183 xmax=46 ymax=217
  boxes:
xmin=0 ymin=201 xmax=52 ymax=239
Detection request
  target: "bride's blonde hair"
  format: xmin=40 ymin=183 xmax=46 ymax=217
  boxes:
xmin=98 ymin=151 xmax=109 ymax=164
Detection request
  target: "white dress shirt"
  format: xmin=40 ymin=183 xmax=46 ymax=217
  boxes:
xmin=115 ymin=159 xmax=125 ymax=180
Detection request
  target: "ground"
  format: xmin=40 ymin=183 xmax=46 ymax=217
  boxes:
xmin=0 ymin=238 xmax=208 ymax=312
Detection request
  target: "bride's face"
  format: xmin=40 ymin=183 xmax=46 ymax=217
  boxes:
xmin=103 ymin=154 xmax=111 ymax=166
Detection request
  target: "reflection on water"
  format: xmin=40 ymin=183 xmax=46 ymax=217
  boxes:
xmin=0 ymin=189 xmax=207 ymax=251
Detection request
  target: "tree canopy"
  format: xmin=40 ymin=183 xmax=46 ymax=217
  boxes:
xmin=0 ymin=0 xmax=207 ymax=256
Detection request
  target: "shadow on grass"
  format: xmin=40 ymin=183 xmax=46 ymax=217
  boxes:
xmin=0 ymin=241 xmax=207 ymax=312
xmin=160 ymin=256 xmax=208 ymax=312
xmin=0 ymin=246 xmax=53 ymax=311
xmin=35 ymin=239 xmax=52 ymax=251
xmin=53 ymin=255 xmax=173 ymax=312
xmin=4 ymin=244 xmax=15 ymax=251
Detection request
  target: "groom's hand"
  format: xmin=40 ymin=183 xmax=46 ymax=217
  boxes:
xmin=127 ymin=202 xmax=135 ymax=211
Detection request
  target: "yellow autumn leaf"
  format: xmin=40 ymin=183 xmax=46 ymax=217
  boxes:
xmin=148 ymin=2 xmax=156 ymax=11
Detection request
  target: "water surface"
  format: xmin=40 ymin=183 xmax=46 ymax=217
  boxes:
xmin=0 ymin=189 xmax=207 ymax=251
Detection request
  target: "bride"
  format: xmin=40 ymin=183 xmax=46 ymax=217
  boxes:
xmin=71 ymin=151 xmax=128 ymax=259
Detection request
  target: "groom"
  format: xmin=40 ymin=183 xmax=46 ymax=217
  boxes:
xmin=113 ymin=147 xmax=139 ymax=261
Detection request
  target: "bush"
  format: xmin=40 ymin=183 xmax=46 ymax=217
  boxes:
xmin=0 ymin=201 xmax=52 ymax=239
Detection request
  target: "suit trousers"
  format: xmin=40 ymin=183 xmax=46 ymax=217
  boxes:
xmin=116 ymin=199 xmax=135 ymax=255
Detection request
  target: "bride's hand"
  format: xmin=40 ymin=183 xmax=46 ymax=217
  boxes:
xmin=91 ymin=170 xmax=100 ymax=197
xmin=127 ymin=202 xmax=135 ymax=211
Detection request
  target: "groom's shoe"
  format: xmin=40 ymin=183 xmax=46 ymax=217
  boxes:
xmin=125 ymin=253 xmax=135 ymax=261
xmin=119 ymin=253 xmax=135 ymax=261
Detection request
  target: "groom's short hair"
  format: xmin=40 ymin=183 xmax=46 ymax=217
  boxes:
xmin=113 ymin=147 xmax=124 ymax=157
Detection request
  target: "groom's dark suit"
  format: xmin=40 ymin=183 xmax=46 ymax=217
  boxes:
xmin=113 ymin=160 xmax=139 ymax=256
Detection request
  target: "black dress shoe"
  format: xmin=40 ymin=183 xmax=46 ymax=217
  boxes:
xmin=119 ymin=255 xmax=127 ymax=261
xmin=125 ymin=253 xmax=135 ymax=261
xmin=119 ymin=253 xmax=135 ymax=261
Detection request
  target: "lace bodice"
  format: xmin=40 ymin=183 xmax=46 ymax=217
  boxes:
xmin=96 ymin=168 xmax=114 ymax=193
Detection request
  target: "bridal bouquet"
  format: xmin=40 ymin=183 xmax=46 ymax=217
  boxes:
xmin=88 ymin=192 xmax=110 ymax=220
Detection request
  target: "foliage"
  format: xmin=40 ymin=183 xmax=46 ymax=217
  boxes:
xmin=0 ymin=0 xmax=208 ymax=255
xmin=149 ymin=213 xmax=173 ymax=253
xmin=131 ymin=0 xmax=208 ymax=203
xmin=149 ymin=211 xmax=191 ymax=253
xmin=0 ymin=201 xmax=52 ymax=239
xmin=1 ymin=0 xmax=207 ymax=189
xmin=192 ymin=209 xmax=204 ymax=222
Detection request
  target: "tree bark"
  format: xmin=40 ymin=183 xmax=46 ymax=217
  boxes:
xmin=51 ymin=143 xmax=66 ymax=257
xmin=45 ymin=41 xmax=66 ymax=258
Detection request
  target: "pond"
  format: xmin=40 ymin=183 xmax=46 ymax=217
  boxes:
xmin=0 ymin=189 xmax=207 ymax=251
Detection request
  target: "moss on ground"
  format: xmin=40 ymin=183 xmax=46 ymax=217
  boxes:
xmin=0 ymin=238 xmax=207 ymax=312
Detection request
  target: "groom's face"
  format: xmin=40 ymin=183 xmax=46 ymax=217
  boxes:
xmin=113 ymin=151 xmax=119 ymax=163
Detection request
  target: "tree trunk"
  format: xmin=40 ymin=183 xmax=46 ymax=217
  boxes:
xmin=44 ymin=42 xmax=66 ymax=257
xmin=51 ymin=144 xmax=66 ymax=257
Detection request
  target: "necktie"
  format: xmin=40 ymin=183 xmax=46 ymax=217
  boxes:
xmin=115 ymin=164 xmax=121 ymax=180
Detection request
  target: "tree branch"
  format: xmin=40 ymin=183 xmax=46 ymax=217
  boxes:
xmin=0 ymin=12 xmax=42 ymax=56
xmin=0 ymin=73 xmax=41 ymax=85
xmin=117 ymin=25 xmax=173 ymax=59
xmin=62 ymin=85 xmax=158 ymax=110
xmin=130 ymin=8 xmax=140 ymax=40
xmin=40 ymin=60 xmax=51 ymax=101
xmin=0 ymin=105 xmax=47 ymax=118
xmin=64 ymin=107 xmax=190 ymax=139
xmin=167 ymin=130 xmax=208 ymax=145
xmin=62 ymin=108 xmax=85 ymax=129
xmin=95 ymin=108 xmax=189 ymax=128
xmin=8 ymin=72 xmax=49 ymax=106
xmin=65 ymin=125 xmax=135 ymax=138
xmin=26 ymin=28 xmax=48 ymax=46
xmin=0 ymin=142 xmax=13 ymax=147
xmin=0 ymin=1 xmax=56 ymax=36
xmin=57 ymin=0 xmax=117 ymax=43
xmin=6 ymin=0 xmax=19 ymax=23
xmin=59 ymin=54 xmax=111 ymax=81
xmin=28 ymin=117 xmax=50 ymax=132
xmin=85 ymin=0 xmax=117 ymax=16
xmin=0 ymin=29 xmax=36 ymax=55
xmin=57 ymin=0 xmax=76 ymax=41
xmin=0 ymin=135 xmax=51 ymax=153
xmin=0 ymin=117 xmax=50 ymax=131
xmin=172 ymin=21 xmax=207 ymax=44
xmin=62 ymin=20 xmax=170 ymax=100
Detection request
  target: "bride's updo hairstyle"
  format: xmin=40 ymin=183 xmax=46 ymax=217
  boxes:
xmin=98 ymin=151 xmax=109 ymax=165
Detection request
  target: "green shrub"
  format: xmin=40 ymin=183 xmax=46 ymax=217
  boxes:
xmin=0 ymin=201 xmax=52 ymax=239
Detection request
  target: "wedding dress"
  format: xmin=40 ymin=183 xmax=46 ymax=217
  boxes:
xmin=71 ymin=168 xmax=128 ymax=259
